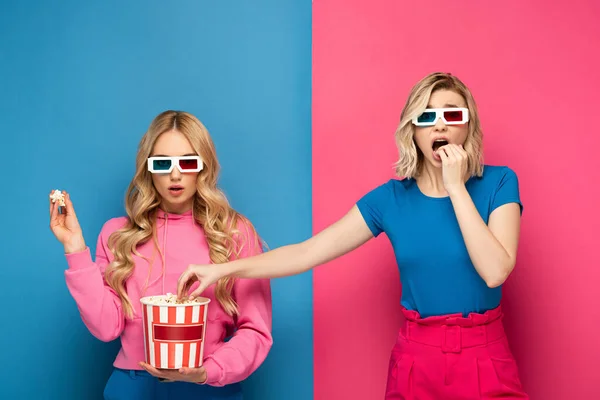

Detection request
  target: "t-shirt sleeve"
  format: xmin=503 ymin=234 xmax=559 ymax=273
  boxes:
xmin=491 ymin=167 xmax=523 ymax=215
xmin=356 ymin=181 xmax=393 ymax=237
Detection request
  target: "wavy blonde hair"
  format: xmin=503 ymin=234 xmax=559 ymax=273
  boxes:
xmin=104 ymin=110 xmax=260 ymax=319
xmin=393 ymin=72 xmax=484 ymax=178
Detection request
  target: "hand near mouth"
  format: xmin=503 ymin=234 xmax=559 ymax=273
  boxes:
xmin=436 ymin=143 xmax=469 ymax=194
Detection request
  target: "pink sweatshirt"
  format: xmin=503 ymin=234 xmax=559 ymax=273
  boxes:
xmin=64 ymin=209 xmax=272 ymax=386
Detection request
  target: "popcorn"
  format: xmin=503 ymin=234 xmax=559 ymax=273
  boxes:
xmin=50 ymin=189 xmax=66 ymax=207
xmin=143 ymin=293 xmax=203 ymax=305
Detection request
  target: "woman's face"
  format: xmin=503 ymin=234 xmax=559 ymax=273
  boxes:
xmin=413 ymin=89 xmax=469 ymax=168
xmin=149 ymin=129 xmax=201 ymax=214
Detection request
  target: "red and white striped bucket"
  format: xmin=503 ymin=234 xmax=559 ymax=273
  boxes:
xmin=140 ymin=295 xmax=211 ymax=369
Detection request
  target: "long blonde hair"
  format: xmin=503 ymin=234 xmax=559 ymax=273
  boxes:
xmin=393 ymin=72 xmax=484 ymax=178
xmin=105 ymin=110 xmax=259 ymax=319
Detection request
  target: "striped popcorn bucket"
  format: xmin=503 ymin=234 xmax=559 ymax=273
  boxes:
xmin=140 ymin=295 xmax=211 ymax=369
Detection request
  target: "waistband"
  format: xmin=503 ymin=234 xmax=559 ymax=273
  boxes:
xmin=399 ymin=305 xmax=506 ymax=353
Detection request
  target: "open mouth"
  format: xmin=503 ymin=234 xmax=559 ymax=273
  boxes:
xmin=168 ymin=186 xmax=184 ymax=193
xmin=432 ymin=139 xmax=449 ymax=151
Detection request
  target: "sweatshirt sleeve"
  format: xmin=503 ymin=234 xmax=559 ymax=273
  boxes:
xmin=202 ymin=219 xmax=273 ymax=386
xmin=63 ymin=218 xmax=126 ymax=342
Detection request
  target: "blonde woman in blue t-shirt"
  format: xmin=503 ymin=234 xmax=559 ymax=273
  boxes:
xmin=177 ymin=72 xmax=529 ymax=399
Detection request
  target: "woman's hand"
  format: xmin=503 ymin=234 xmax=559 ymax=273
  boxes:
xmin=437 ymin=144 xmax=469 ymax=195
xmin=49 ymin=190 xmax=86 ymax=254
xmin=177 ymin=264 xmax=227 ymax=300
xmin=139 ymin=362 xmax=207 ymax=384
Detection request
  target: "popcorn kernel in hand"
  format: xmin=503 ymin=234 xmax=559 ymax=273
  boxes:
xmin=50 ymin=189 xmax=66 ymax=207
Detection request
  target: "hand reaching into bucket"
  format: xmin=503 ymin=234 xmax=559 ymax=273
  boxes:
xmin=49 ymin=190 xmax=87 ymax=254
xmin=177 ymin=264 xmax=226 ymax=300
xmin=139 ymin=362 xmax=207 ymax=384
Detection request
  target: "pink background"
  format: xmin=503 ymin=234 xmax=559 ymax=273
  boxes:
xmin=313 ymin=1 xmax=600 ymax=399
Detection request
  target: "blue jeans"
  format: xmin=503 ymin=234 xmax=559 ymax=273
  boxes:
xmin=103 ymin=368 xmax=243 ymax=400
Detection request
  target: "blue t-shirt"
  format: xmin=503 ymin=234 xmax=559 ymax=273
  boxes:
xmin=356 ymin=165 xmax=522 ymax=318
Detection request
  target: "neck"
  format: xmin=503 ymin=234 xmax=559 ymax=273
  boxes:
xmin=160 ymin=201 xmax=193 ymax=215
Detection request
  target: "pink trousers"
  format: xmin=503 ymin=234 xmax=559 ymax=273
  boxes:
xmin=385 ymin=306 xmax=529 ymax=399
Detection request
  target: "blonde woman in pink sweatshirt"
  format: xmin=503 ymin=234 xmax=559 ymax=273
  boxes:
xmin=49 ymin=110 xmax=272 ymax=400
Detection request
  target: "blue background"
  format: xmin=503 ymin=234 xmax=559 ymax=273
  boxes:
xmin=0 ymin=1 xmax=312 ymax=399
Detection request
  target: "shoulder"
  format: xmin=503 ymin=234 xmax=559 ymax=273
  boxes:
xmin=361 ymin=178 xmax=408 ymax=200
xmin=99 ymin=216 xmax=129 ymax=238
xmin=379 ymin=178 xmax=408 ymax=190
xmin=381 ymin=177 xmax=415 ymax=193
xmin=355 ymin=178 xmax=413 ymax=235
xmin=358 ymin=178 xmax=413 ymax=208
xmin=476 ymin=165 xmax=519 ymax=187
xmin=483 ymin=165 xmax=518 ymax=178
xmin=233 ymin=214 xmax=257 ymax=237
xmin=232 ymin=214 xmax=263 ymax=256
xmin=477 ymin=165 xmax=522 ymax=212
xmin=356 ymin=178 xmax=409 ymax=220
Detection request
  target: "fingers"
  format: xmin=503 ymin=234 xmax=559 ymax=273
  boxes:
xmin=188 ymin=281 xmax=208 ymax=300
xmin=177 ymin=269 xmax=195 ymax=299
xmin=438 ymin=144 xmax=466 ymax=165
xmin=182 ymin=280 xmax=195 ymax=299
xmin=443 ymin=144 xmax=459 ymax=161
xmin=50 ymin=190 xmax=69 ymax=225
xmin=63 ymin=191 xmax=77 ymax=219
xmin=50 ymin=197 xmax=58 ymax=223
xmin=437 ymin=146 xmax=450 ymax=163
xmin=139 ymin=362 xmax=160 ymax=375
xmin=448 ymin=144 xmax=466 ymax=159
xmin=139 ymin=362 xmax=169 ymax=379
xmin=50 ymin=196 xmax=64 ymax=230
xmin=49 ymin=191 xmax=54 ymax=217
xmin=139 ymin=362 xmax=202 ymax=383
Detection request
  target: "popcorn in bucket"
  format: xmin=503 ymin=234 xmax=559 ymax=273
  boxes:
xmin=140 ymin=294 xmax=210 ymax=369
